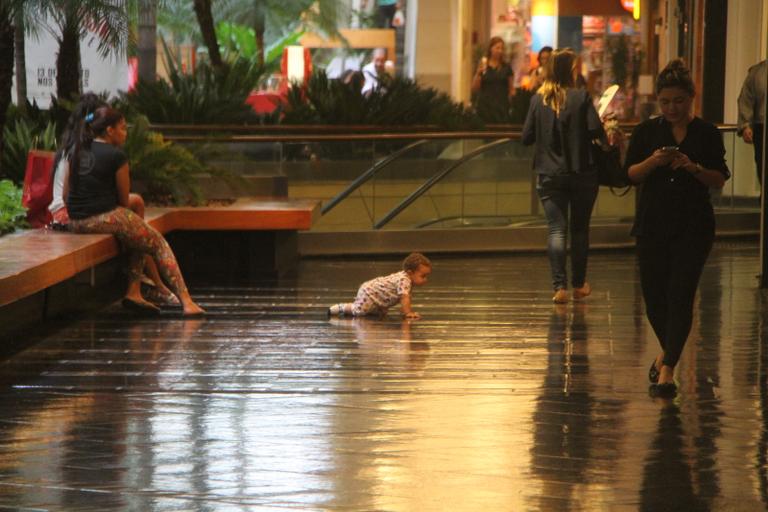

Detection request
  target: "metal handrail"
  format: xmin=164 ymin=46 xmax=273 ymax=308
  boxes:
xmin=163 ymin=131 xmax=522 ymax=143
xmin=321 ymin=139 xmax=431 ymax=215
xmin=373 ymin=138 xmax=513 ymax=230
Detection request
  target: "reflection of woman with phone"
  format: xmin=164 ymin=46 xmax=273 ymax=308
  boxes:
xmin=471 ymin=37 xmax=514 ymax=123
xmin=625 ymin=60 xmax=730 ymax=397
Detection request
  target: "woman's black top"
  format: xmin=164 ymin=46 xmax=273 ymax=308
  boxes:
xmin=624 ymin=116 xmax=730 ymax=237
xmin=67 ymin=141 xmax=127 ymax=220
xmin=522 ymin=88 xmax=604 ymax=175
xmin=475 ymin=64 xmax=513 ymax=122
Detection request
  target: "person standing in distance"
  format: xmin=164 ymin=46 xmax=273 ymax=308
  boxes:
xmin=737 ymin=59 xmax=767 ymax=184
xmin=471 ymin=36 xmax=515 ymax=123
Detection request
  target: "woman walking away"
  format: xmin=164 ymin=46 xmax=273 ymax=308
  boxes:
xmin=65 ymin=107 xmax=204 ymax=317
xmin=522 ymin=48 xmax=613 ymax=304
xmin=625 ymin=59 xmax=729 ymax=397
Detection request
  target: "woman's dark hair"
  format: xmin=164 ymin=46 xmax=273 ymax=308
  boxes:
xmin=69 ymin=107 xmax=125 ymax=188
xmin=486 ymin=36 xmax=506 ymax=60
xmin=537 ymin=46 xmax=553 ymax=63
xmin=655 ymin=59 xmax=695 ymax=96
xmin=52 ymin=92 xmax=106 ymax=177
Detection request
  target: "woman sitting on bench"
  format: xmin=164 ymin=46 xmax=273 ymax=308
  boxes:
xmin=50 ymin=94 xmax=178 ymax=307
xmin=64 ymin=107 xmax=204 ymax=317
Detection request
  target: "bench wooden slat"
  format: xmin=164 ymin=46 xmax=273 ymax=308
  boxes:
xmin=146 ymin=198 xmax=319 ymax=233
xmin=0 ymin=197 xmax=320 ymax=308
xmin=0 ymin=231 xmax=119 ymax=307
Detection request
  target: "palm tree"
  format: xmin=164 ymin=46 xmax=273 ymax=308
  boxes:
xmin=157 ymin=0 xmax=201 ymax=65
xmin=13 ymin=11 xmax=26 ymax=114
xmin=36 ymin=1 xmax=129 ymax=104
xmin=0 ymin=1 xmax=22 ymax=177
xmin=192 ymin=0 xmax=224 ymax=70
xmin=137 ymin=0 xmax=158 ymax=82
xmin=186 ymin=0 xmax=344 ymax=72
xmin=218 ymin=0 xmax=345 ymax=66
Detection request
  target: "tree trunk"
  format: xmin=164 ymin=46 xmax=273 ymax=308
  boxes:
xmin=0 ymin=8 xmax=15 ymax=179
xmin=192 ymin=0 xmax=224 ymax=70
xmin=56 ymin=15 xmax=80 ymax=103
xmin=253 ymin=3 xmax=265 ymax=67
xmin=13 ymin=12 xmax=26 ymax=114
xmin=137 ymin=0 xmax=157 ymax=83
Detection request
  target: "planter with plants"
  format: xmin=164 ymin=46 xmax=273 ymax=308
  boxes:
xmin=0 ymin=179 xmax=27 ymax=235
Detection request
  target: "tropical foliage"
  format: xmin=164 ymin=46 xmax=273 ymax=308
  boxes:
xmin=282 ymin=71 xmax=482 ymax=129
xmin=217 ymin=21 xmax=304 ymax=75
xmin=120 ymin=41 xmax=265 ymax=124
xmin=0 ymin=179 xmax=27 ymax=235
xmin=207 ymin=0 xmax=346 ymax=65
xmin=33 ymin=1 xmax=130 ymax=102
xmin=1 ymin=118 xmax=56 ymax=184
xmin=125 ymin=115 xmax=206 ymax=205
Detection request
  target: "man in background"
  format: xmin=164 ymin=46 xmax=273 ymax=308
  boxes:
xmin=362 ymin=48 xmax=389 ymax=95
xmin=738 ymin=59 xmax=767 ymax=184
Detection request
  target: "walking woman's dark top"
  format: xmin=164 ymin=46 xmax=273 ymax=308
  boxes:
xmin=624 ymin=116 xmax=730 ymax=237
xmin=522 ymin=88 xmax=603 ymax=175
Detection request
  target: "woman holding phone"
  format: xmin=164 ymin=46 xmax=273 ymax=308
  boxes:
xmin=625 ymin=59 xmax=729 ymax=396
xmin=471 ymin=36 xmax=515 ymax=123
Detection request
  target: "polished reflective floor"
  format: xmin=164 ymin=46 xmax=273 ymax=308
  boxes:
xmin=2 ymin=241 xmax=768 ymax=510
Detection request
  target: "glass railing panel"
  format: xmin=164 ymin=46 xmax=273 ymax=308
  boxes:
xmin=280 ymin=140 xmax=379 ymax=230
xmin=372 ymin=139 xmax=464 ymax=229
xmin=165 ymin=125 xmax=758 ymax=234
xmin=376 ymin=138 xmax=536 ymax=230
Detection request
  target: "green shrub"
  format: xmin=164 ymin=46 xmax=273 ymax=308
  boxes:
xmin=120 ymin=41 xmax=266 ymax=124
xmin=0 ymin=179 xmax=28 ymax=235
xmin=125 ymin=116 xmax=206 ymax=205
xmin=282 ymin=71 xmax=482 ymax=129
xmin=217 ymin=22 xmax=304 ymax=78
xmin=1 ymin=118 xmax=57 ymax=184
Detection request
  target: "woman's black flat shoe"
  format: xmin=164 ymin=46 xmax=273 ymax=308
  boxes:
xmin=648 ymin=360 xmax=660 ymax=384
xmin=649 ymin=382 xmax=677 ymax=398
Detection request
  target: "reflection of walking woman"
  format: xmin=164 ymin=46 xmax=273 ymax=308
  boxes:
xmin=65 ymin=107 xmax=205 ymax=317
xmin=471 ymin=37 xmax=514 ymax=123
xmin=625 ymin=60 xmax=729 ymax=396
xmin=522 ymin=48 xmax=607 ymax=303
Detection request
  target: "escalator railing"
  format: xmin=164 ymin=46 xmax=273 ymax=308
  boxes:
xmin=321 ymin=139 xmax=430 ymax=215
xmin=373 ymin=138 xmax=513 ymax=229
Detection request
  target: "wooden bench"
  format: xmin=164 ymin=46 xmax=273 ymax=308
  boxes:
xmin=0 ymin=197 xmax=319 ymax=308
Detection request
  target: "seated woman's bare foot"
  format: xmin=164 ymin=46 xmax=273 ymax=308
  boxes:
xmin=122 ymin=293 xmax=161 ymax=314
xmin=182 ymin=301 xmax=205 ymax=317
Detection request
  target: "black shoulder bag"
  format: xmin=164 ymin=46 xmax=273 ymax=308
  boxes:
xmin=592 ymin=140 xmax=631 ymax=196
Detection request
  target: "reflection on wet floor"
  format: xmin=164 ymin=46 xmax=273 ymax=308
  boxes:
xmin=0 ymin=241 xmax=767 ymax=510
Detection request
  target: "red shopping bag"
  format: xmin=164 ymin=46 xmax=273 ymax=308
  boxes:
xmin=21 ymin=150 xmax=55 ymax=228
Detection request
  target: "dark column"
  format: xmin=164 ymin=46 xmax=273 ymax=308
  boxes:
xmin=761 ymin=54 xmax=768 ymax=288
xmin=701 ymin=2 xmax=727 ymax=123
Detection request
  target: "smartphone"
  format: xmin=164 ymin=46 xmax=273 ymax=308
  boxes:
xmin=660 ymin=145 xmax=679 ymax=152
